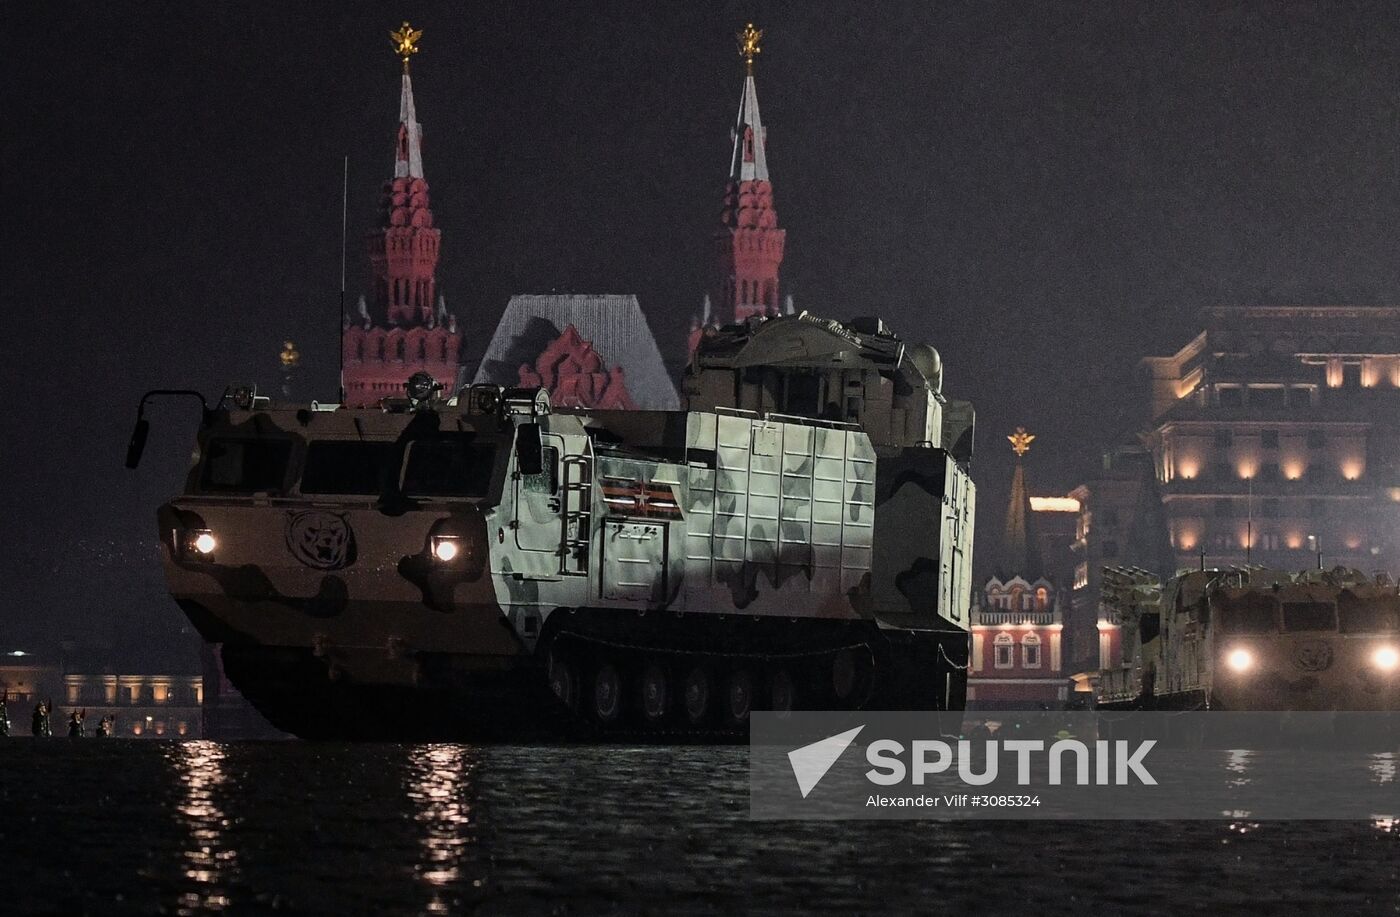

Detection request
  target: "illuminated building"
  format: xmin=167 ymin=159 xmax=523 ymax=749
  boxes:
xmin=967 ymin=575 xmax=1069 ymax=709
xmin=1065 ymin=442 xmax=1172 ymax=677
xmin=1069 ymin=306 xmax=1400 ymax=685
xmin=968 ymin=431 xmax=1073 ymax=708
xmin=1142 ymin=306 xmax=1400 ymax=574
xmin=0 ymin=655 xmax=202 ymax=738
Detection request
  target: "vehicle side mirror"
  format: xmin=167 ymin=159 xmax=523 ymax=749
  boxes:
xmin=516 ymin=423 xmax=543 ymax=477
xmin=125 ymin=418 xmax=150 ymax=469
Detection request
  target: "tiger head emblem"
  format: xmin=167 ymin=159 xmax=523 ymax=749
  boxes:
xmin=286 ymin=511 xmax=356 ymax=570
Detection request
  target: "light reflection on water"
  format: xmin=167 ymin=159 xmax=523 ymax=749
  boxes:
xmin=405 ymin=744 xmax=480 ymax=913
xmin=168 ymin=740 xmax=237 ymax=914
xmin=1223 ymin=748 xmax=1253 ymax=788
xmin=2 ymin=742 xmax=1396 ymax=914
xmin=1368 ymin=752 xmax=1396 ymax=785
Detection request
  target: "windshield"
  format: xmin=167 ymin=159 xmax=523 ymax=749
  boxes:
xmin=1219 ymin=596 xmax=1277 ymax=634
xmin=402 ymin=434 xmax=498 ymax=498
xmin=300 ymin=442 xmax=400 ymax=495
xmin=199 ymin=439 xmax=292 ymax=493
xmin=1338 ymin=599 xmax=1398 ymax=634
xmin=1282 ymin=601 xmax=1336 ymax=632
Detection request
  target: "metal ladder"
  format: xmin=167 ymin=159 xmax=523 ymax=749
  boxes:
xmin=560 ymin=455 xmax=593 ymax=576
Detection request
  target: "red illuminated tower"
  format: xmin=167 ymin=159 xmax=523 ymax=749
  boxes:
xmin=711 ymin=23 xmax=786 ymax=327
xmin=342 ymin=24 xmax=462 ymax=406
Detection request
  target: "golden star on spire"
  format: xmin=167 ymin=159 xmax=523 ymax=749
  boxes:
xmin=737 ymin=22 xmax=763 ymax=73
xmin=1008 ymin=427 xmax=1036 ymax=457
xmin=279 ymin=340 xmax=300 ymax=369
xmin=390 ymin=21 xmax=423 ymax=72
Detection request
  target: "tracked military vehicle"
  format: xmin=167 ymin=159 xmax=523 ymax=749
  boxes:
xmin=1097 ymin=566 xmax=1400 ymax=711
xmin=128 ymin=313 xmax=976 ymax=739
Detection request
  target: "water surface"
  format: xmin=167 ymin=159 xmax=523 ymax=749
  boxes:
xmin=0 ymin=741 xmax=1396 ymax=915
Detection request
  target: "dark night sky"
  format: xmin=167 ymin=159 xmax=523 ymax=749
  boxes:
xmin=5 ymin=1 xmax=1400 ymax=656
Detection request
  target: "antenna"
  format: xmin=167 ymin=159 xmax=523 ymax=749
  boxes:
xmin=1245 ymin=475 xmax=1253 ymax=566
xmin=339 ymin=154 xmax=348 ymax=404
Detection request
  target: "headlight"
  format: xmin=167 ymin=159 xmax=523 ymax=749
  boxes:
xmin=1225 ymin=648 xmax=1253 ymax=673
xmin=1373 ymin=646 xmax=1399 ymax=673
xmin=431 ymin=535 xmax=461 ymax=562
xmin=179 ymin=528 xmax=217 ymax=559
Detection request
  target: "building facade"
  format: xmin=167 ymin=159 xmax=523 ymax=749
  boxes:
xmin=1069 ymin=305 xmax=1400 ymax=690
xmin=967 ymin=431 xmax=1073 ymax=708
xmin=1067 ymin=442 xmax=1172 ymax=675
xmin=968 ymin=576 xmax=1069 ymax=708
xmin=0 ymin=655 xmax=202 ymax=738
xmin=1142 ymin=306 xmax=1400 ymax=575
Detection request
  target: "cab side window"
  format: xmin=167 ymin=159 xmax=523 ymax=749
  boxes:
xmin=523 ymin=446 xmax=559 ymax=495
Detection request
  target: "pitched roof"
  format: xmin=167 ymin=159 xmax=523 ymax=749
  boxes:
xmin=470 ymin=294 xmax=680 ymax=410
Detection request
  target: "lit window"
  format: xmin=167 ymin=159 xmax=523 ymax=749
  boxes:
xmin=1022 ymin=633 xmax=1042 ymax=669
xmin=994 ymin=633 xmax=1015 ymax=669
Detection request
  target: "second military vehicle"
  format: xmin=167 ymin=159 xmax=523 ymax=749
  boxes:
xmin=1097 ymin=565 xmax=1400 ymax=710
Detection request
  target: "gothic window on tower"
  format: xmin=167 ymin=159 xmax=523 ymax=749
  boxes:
xmin=743 ymin=126 xmax=755 ymax=163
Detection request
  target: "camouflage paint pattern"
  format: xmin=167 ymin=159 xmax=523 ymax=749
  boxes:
xmin=154 ymin=314 xmax=978 ymax=733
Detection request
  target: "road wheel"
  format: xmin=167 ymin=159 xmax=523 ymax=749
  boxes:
xmin=548 ymin=650 xmax=577 ymax=711
xmin=833 ymin=649 xmax=857 ymax=702
xmin=683 ymin=666 xmax=710 ymax=725
xmin=593 ymin=662 xmax=622 ymax=724
xmin=726 ymin=669 xmax=753 ymax=724
xmin=641 ymin=660 xmax=669 ymax=724
xmin=769 ymin=668 xmax=795 ymax=713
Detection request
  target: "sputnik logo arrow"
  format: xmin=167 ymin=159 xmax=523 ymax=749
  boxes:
xmin=787 ymin=725 xmax=865 ymax=798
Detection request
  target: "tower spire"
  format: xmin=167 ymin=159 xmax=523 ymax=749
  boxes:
xmin=390 ymin=22 xmax=425 ymax=179
xmin=708 ymin=23 xmax=785 ymax=326
xmin=1003 ymin=428 xmax=1037 ymax=576
xmin=730 ymin=24 xmax=768 ymax=182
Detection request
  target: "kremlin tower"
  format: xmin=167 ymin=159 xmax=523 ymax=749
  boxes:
xmin=342 ymin=23 xmax=463 ymax=406
xmin=690 ymin=24 xmax=789 ymax=357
